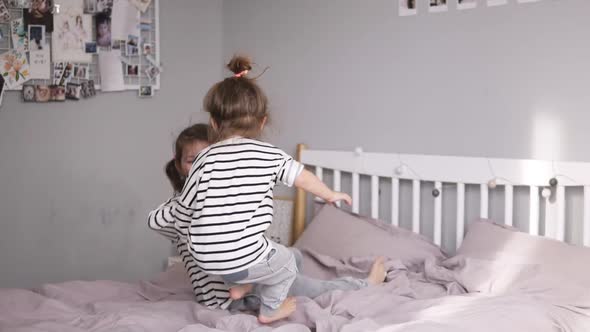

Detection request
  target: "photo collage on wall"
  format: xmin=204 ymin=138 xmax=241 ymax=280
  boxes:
xmin=399 ymin=0 xmax=543 ymax=16
xmin=0 ymin=0 xmax=159 ymax=107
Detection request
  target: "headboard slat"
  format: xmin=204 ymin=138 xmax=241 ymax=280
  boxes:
xmin=412 ymin=180 xmax=421 ymax=234
xmin=505 ymin=185 xmax=514 ymax=226
xmin=434 ymin=181 xmax=443 ymax=246
xmin=333 ymin=170 xmax=342 ymax=208
xmin=352 ymin=173 xmax=360 ymax=214
xmin=584 ymin=186 xmax=590 ymax=246
xmin=391 ymin=177 xmax=400 ymax=226
xmin=480 ymin=184 xmax=489 ymax=219
xmin=529 ymin=186 xmax=540 ymax=236
xmin=456 ymin=183 xmax=466 ymax=248
xmin=556 ymin=186 xmax=566 ymax=241
xmin=371 ymin=176 xmax=379 ymax=219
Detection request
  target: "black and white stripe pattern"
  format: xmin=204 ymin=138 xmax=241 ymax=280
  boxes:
xmin=182 ymin=138 xmax=302 ymax=274
xmin=148 ymin=196 xmax=232 ymax=309
xmin=148 ymin=138 xmax=302 ymax=306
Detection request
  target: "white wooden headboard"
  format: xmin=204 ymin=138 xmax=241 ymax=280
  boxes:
xmin=292 ymin=144 xmax=590 ymax=249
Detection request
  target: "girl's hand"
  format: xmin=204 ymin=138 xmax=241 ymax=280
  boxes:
xmin=327 ymin=191 xmax=352 ymax=206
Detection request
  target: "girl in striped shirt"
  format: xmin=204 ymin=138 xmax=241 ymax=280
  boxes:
xmin=150 ymin=55 xmax=386 ymax=323
xmin=149 ymin=124 xmax=236 ymax=309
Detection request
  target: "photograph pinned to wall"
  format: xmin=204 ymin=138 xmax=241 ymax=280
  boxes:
xmin=73 ymin=64 xmax=89 ymax=79
xmin=28 ymin=24 xmax=45 ymax=51
xmin=83 ymin=0 xmax=95 ymax=13
xmin=35 ymin=84 xmax=50 ymax=102
xmin=80 ymin=80 xmax=96 ymax=98
xmin=0 ymin=49 xmax=30 ymax=89
xmin=126 ymin=64 xmax=138 ymax=76
xmin=65 ymin=82 xmax=81 ymax=100
xmin=53 ymin=0 xmax=92 ymax=63
xmin=50 ymin=85 xmax=66 ymax=101
xmin=126 ymin=34 xmax=138 ymax=56
xmin=96 ymin=0 xmax=113 ymax=14
xmin=53 ymin=62 xmax=74 ymax=85
xmin=398 ymin=0 xmax=417 ymax=16
xmin=127 ymin=34 xmax=137 ymax=47
xmin=111 ymin=39 xmax=124 ymax=49
xmin=7 ymin=0 xmax=32 ymax=8
xmin=138 ymin=85 xmax=152 ymax=97
xmin=11 ymin=18 xmax=28 ymax=52
xmin=87 ymin=79 xmax=96 ymax=96
xmin=126 ymin=44 xmax=138 ymax=56
xmin=60 ymin=63 xmax=74 ymax=85
xmin=142 ymin=43 xmax=152 ymax=55
xmin=85 ymin=42 xmax=97 ymax=53
xmin=29 ymin=42 xmax=50 ymax=79
xmin=487 ymin=0 xmax=508 ymax=6
xmin=457 ymin=0 xmax=477 ymax=10
xmin=24 ymin=0 xmax=54 ymax=32
xmin=52 ymin=61 xmax=64 ymax=84
xmin=95 ymin=13 xmax=111 ymax=47
xmin=129 ymin=0 xmax=151 ymax=13
xmin=22 ymin=84 xmax=35 ymax=102
xmin=145 ymin=64 xmax=160 ymax=81
xmin=429 ymin=0 xmax=448 ymax=13
xmin=0 ymin=0 xmax=11 ymax=23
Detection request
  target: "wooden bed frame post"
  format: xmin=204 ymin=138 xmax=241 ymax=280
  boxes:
xmin=291 ymin=143 xmax=307 ymax=245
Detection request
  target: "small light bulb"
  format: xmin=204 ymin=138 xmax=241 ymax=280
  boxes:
xmin=541 ymin=188 xmax=552 ymax=198
xmin=487 ymin=179 xmax=497 ymax=189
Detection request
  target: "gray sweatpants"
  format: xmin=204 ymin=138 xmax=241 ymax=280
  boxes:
xmin=288 ymin=247 xmax=368 ymax=298
xmin=225 ymin=242 xmax=367 ymax=315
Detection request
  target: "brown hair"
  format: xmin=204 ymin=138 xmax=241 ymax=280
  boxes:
xmin=203 ymin=54 xmax=268 ymax=142
xmin=165 ymin=123 xmax=209 ymax=193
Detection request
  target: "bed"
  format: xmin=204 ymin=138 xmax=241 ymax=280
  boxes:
xmin=2 ymin=144 xmax=590 ymax=332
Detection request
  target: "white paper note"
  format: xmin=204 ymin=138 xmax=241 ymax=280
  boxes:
xmin=98 ymin=50 xmax=125 ymax=92
xmin=29 ymin=45 xmax=50 ymax=79
xmin=111 ymin=0 xmax=139 ymax=41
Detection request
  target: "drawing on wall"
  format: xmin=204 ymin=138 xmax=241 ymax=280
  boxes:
xmin=0 ymin=49 xmax=30 ymax=89
xmin=52 ymin=0 xmax=92 ymax=62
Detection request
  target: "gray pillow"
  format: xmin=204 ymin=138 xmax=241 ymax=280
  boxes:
xmin=293 ymin=204 xmax=447 ymax=279
xmin=455 ymin=220 xmax=590 ymax=292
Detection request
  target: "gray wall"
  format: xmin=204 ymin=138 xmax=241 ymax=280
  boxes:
xmin=223 ymin=0 xmax=590 ymax=161
xmin=0 ymin=0 xmax=223 ymax=288
xmin=222 ymin=0 xmax=590 ymax=251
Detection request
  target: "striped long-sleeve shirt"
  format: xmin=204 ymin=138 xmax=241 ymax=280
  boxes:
xmin=149 ymin=137 xmax=303 ymax=275
xmin=148 ymin=196 xmax=232 ymax=309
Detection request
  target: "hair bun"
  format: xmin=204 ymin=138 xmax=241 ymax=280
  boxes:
xmin=227 ymin=55 xmax=253 ymax=75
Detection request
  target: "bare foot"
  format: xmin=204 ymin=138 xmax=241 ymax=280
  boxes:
xmin=229 ymin=284 xmax=253 ymax=300
xmin=258 ymin=297 xmax=297 ymax=324
xmin=367 ymin=256 xmax=386 ymax=286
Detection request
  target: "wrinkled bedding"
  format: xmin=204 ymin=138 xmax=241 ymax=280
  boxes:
xmin=2 ymin=249 xmax=590 ymax=332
